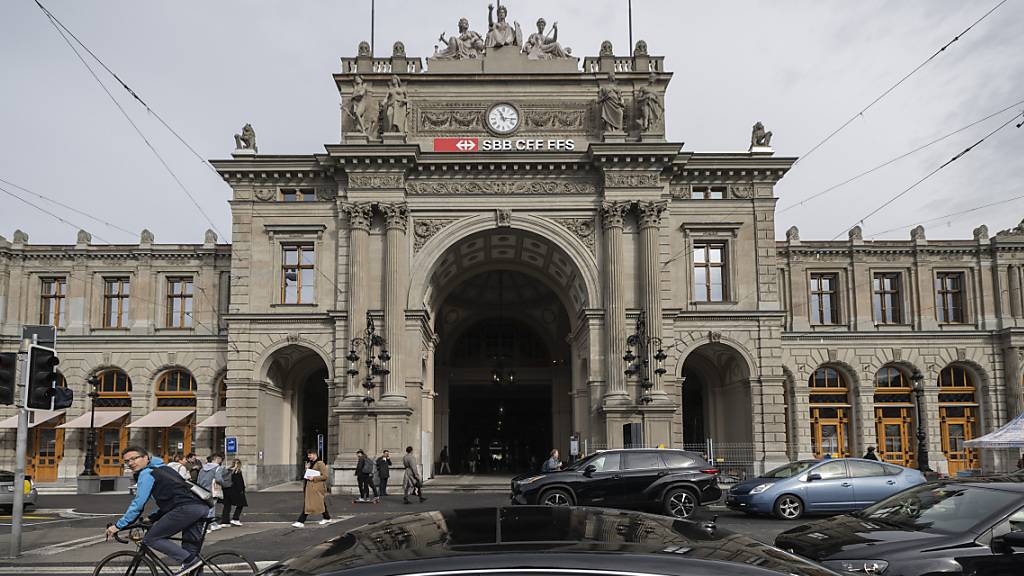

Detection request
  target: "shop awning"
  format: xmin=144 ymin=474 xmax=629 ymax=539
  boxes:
xmin=58 ymin=410 xmax=131 ymax=429
xmin=127 ymin=410 xmax=194 ymax=429
xmin=0 ymin=410 xmax=65 ymax=429
xmin=196 ymin=411 xmax=227 ymax=428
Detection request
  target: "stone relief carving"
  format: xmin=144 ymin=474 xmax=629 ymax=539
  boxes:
xmin=420 ymin=109 xmax=484 ymax=130
xmin=524 ymin=109 xmax=585 ymax=130
xmin=599 ymin=40 xmax=613 ymax=56
xmin=496 ymin=208 xmax=512 ymax=228
xmin=635 ymin=72 xmax=663 ymax=132
xmin=633 ymin=39 xmax=648 ymax=56
xmin=552 ymin=217 xmax=596 ymax=252
xmin=346 ymin=75 xmax=378 ymax=137
xmin=254 ymin=188 xmax=275 ymax=201
xmin=708 ymin=331 xmax=722 ymax=343
xmin=233 ymin=123 xmax=257 ymax=153
xmin=786 ymin=226 xmax=800 ymax=242
xmin=600 ymin=201 xmax=630 ymax=229
xmin=379 ymin=202 xmax=410 ymax=232
xmin=731 ymin=184 xmax=753 ymax=199
xmin=348 ymin=173 xmax=404 ymax=189
xmin=973 ymin=224 xmax=989 ymax=241
xmin=751 ymin=121 xmax=772 ymax=148
xmin=598 ymin=71 xmax=624 ymax=133
xmin=636 ymin=200 xmax=667 ymax=228
xmin=849 ymin=226 xmax=863 ymax=241
xmin=910 ymin=225 xmax=926 ymax=241
xmin=413 ymin=218 xmax=461 ymax=252
xmin=342 ymin=202 xmax=374 ymax=231
xmin=315 ymin=187 xmax=337 ymax=201
xmin=392 ymin=41 xmax=406 ymax=57
xmin=434 ymin=17 xmax=485 ymax=60
xmin=522 ymin=18 xmax=571 ymax=60
xmin=406 ymin=180 xmax=596 ymax=195
xmin=604 ymin=172 xmax=659 ymax=188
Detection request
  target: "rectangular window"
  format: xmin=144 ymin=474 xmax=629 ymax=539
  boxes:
xmin=282 ymin=244 xmax=315 ymax=304
xmin=693 ymin=243 xmax=726 ymax=302
xmin=281 ymin=188 xmax=316 ymax=202
xmin=872 ymin=272 xmax=902 ymax=324
xmin=935 ymin=272 xmax=964 ymax=323
xmin=690 ymin=185 xmax=725 ymax=200
xmin=166 ymin=277 xmax=194 ymax=328
xmin=39 ymin=278 xmax=67 ymax=327
xmin=809 ymin=273 xmax=839 ymax=324
xmin=102 ymin=278 xmax=130 ymax=328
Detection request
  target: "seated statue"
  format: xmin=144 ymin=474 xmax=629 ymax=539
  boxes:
xmin=234 ymin=123 xmax=257 ymax=152
xmin=523 ymin=18 xmax=571 ymax=60
xmin=434 ymin=17 xmax=485 ymax=59
xmin=751 ymin=121 xmax=773 ymax=148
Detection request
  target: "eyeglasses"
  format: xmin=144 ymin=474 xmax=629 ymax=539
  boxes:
xmin=123 ymin=454 xmax=146 ymax=465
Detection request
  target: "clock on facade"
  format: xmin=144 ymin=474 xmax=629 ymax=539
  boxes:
xmin=487 ymin=103 xmax=520 ymax=135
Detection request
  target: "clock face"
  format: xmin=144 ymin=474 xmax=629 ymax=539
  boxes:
xmin=487 ymin=103 xmax=520 ymax=134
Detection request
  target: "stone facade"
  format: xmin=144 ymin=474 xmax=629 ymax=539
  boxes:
xmin=2 ymin=35 xmax=1023 ymax=488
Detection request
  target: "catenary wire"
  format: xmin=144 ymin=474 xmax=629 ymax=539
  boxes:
xmin=831 ymin=110 xmax=1024 ymax=240
xmin=35 ymin=2 xmax=226 ymax=241
xmin=0 ymin=183 xmax=112 ymax=245
xmin=0 ymin=176 xmax=139 ymax=240
xmin=794 ymin=0 xmax=1009 ymax=167
xmin=867 ymin=187 xmax=1024 ymax=239
xmin=778 ymin=97 xmax=1024 ymax=214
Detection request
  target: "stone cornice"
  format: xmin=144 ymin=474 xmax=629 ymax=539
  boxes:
xmin=225 ymin=313 xmax=335 ymax=324
xmin=2 ymin=247 xmax=232 ymax=261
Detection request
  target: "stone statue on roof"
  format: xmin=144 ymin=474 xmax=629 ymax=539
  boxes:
xmin=522 ymin=18 xmax=571 ymax=60
xmin=751 ymin=121 xmax=773 ymax=148
xmin=233 ymin=123 xmax=257 ymax=153
xmin=346 ymin=75 xmax=377 ymax=137
xmin=485 ymin=2 xmax=522 ymax=49
xmin=383 ymin=75 xmax=410 ymax=133
xmin=635 ymin=72 xmax=663 ymax=132
xmin=598 ymin=71 xmax=624 ymax=133
xmin=434 ymin=17 xmax=485 ymax=59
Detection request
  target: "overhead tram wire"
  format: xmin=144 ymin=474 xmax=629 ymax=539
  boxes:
xmin=778 ymin=97 xmax=1024 ymax=214
xmin=867 ymin=187 xmax=1024 ymax=239
xmin=35 ymin=2 xmax=226 ymax=241
xmin=793 ymin=0 xmax=1009 ymax=168
xmin=33 ymin=0 xmax=221 ymax=178
xmin=0 ymin=176 xmax=139 ymax=240
xmin=831 ymin=109 xmax=1024 ymax=241
xmin=0 ymin=183 xmax=111 ymax=245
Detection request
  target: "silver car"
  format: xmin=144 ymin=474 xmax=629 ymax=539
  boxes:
xmin=0 ymin=470 xmax=38 ymax=510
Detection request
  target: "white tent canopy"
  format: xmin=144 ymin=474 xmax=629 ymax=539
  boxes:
xmin=964 ymin=411 xmax=1024 ymax=448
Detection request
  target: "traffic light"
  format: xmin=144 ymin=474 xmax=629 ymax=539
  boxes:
xmin=0 ymin=353 xmax=15 ymax=405
xmin=26 ymin=345 xmax=59 ymax=410
xmin=52 ymin=382 xmax=73 ymax=409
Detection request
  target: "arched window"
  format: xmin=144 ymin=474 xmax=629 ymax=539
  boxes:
xmin=937 ymin=364 xmax=979 ymax=474
xmin=873 ymin=365 xmax=915 ymax=467
xmin=809 ymin=366 xmax=852 ymax=458
xmin=156 ymin=369 xmax=197 ymax=408
xmin=216 ymin=377 xmax=228 ymax=412
xmin=91 ymin=368 xmax=131 ymax=476
xmin=95 ymin=369 xmax=132 ymax=408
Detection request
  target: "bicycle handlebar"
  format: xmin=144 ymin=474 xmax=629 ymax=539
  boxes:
xmin=107 ymin=521 xmax=150 ymax=544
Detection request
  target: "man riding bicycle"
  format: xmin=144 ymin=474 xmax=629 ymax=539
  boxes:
xmin=104 ymin=446 xmax=210 ymax=576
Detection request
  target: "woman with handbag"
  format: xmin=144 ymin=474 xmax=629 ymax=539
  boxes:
xmin=220 ymin=459 xmax=247 ymax=526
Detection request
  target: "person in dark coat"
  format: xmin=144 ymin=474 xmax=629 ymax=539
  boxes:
xmin=439 ymin=446 xmax=451 ymax=474
xmin=375 ymin=450 xmax=391 ymax=497
xmin=220 ymin=459 xmax=247 ymax=526
xmin=862 ymin=446 xmax=880 ymax=461
xmin=354 ymin=450 xmax=378 ymax=503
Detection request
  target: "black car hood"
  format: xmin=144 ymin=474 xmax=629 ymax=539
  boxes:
xmin=264 ymin=506 xmax=838 ymax=576
xmin=776 ymin=513 xmax=956 ymax=560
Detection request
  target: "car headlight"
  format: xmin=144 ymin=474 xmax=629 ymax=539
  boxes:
xmin=518 ymin=475 xmax=545 ymax=485
xmin=822 ymin=559 xmax=888 ymax=574
xmin=749 ymin=482 xmax=774 ymax=494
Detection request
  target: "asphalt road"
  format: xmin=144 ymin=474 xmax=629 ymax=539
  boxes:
xmin=0 ymin=490 xmax=805 ymax=574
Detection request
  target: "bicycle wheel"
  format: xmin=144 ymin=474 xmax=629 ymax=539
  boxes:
xmin=93 ymin=551 xmax=157 ymax=576
xmin=202 ymin=551 xmax=258 ymax=575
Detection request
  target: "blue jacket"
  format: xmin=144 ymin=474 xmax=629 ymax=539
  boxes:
xmin=115 ymin=457 xmax=200 ymax=529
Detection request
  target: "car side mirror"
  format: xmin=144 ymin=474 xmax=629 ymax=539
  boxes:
xmin=1000 ymin=531 xmax=1024 ymax=552
xmin=806 ymin=473 xmax=822 ymax=482
xmin=583 ymin=464 xmax=597 ymax=477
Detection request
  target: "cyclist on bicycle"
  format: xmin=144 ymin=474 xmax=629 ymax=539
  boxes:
xmin=104 ymin=446 xmax=210 ymax=576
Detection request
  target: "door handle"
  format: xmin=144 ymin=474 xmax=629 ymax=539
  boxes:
xmin=841 ymin=482 xmax=852 ymax=487
xmin=886 ymin=480 xmax=896 ymax=485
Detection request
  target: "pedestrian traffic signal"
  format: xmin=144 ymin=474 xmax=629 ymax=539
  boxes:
xmin=0 ymin=352 xmax=16 ymax=405
xmin=26 ymin=345 xmax=59 ymax=410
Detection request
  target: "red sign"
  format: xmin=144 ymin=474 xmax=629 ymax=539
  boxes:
xmin=434 ymin=137 xmax=479 ymax=152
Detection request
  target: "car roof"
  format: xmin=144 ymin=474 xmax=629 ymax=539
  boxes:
xmin=932 ymin=474 xmax=1024 ymax=491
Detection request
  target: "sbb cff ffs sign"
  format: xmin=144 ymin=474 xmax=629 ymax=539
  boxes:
xmin=433 ymin=138 xmax=576 ymax=152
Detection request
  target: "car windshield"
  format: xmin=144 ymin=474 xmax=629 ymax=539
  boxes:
xmin=761 ymin=461 xmax=816 ymax=479
xmin=855 ymin=483 xmax=1022 ymax=534
xmin=565 ymin=453 xmax=600 ymax=470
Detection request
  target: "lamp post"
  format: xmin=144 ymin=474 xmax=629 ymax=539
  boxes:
xmin=622 ymin=310 xmax=667 ymax=405
xmin=81 ymin=376 xmax=99 ymax=476
xmin=346 ymin=311 xmax=389 ymax=406
xmin=911 ymin=369 xmax=932 ymax=473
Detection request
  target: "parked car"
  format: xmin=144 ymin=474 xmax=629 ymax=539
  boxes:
xmin=776 ymin=476 xmax=1024 ymax=576
xmin=0 ymin=470 xmax=37 ymax=511
xmin=260 ymin=505 xmax=841 ymax=576
xmin=510 ymin=449 xmax=722 ymax=519
xmin=727 ymin=458 xmax=925 ymax=520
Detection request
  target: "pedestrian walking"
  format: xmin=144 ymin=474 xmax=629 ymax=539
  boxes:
xmin=862 ymin=446 xmax=880 ymax=461
xmin=185 ymin=452 xmax=202 ymax=483
xmin=1016 ymin=451 xmax=1024 ymax=469
xmin=220 ymin=459 xmax=247 ymax=526
xmin=166 ymin=453 xmax=190 ymax=480
xmin=438 ymin=446 xmax=451 ymax=474
xmin=376 ymin=450 xmax=391 ymax=497
xmin=293 ymin=449 xmax=331 ymax=527
xmin=354 ymin=450 xmax=378 ymax=503
xmin=197 ymin=453 xmax=226 ymax=531
xmin=402 ymin=446 xmax=426 ymax=504
xmin=542 ymin=449 xmax=562 ymax=472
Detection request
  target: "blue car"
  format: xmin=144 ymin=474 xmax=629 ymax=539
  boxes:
xmin=726 ymin=458 xmax=926 ymax=520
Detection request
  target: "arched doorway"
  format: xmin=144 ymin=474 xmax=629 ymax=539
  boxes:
xmin=680 ymin=343 xmax=753 ymax=475
xmin=263 ymin=344 xmax=331 ymax=479
xmin=808 ymin=365 xmax=853 ymax=459
xmin=937 ymin=364 xmax=980 ymax=474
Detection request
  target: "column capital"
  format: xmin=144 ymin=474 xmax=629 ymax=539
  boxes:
xmin=379 ymin=202 xmax=409 ymax=232
xmin=341 ymin=202 xmax=374 ymax=231
xmin=601 ymin=200 xmax=631 ymax=230
xmin=636 ymin=200 xmax=667 ymax=229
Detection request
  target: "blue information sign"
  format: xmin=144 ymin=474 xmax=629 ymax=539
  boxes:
xmin=225 ymin=437 xmax=237 ymax=454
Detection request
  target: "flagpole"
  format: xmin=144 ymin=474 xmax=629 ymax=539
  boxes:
xmin=371 ymin=0 xmax=376 ymax=54
xmin=628 ymin=0 xmax=633 ymax=52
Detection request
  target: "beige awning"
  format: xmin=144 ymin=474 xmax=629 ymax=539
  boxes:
xmin=0 ymin=410 xmax=65 ymax=429
xmin=196 ymin=411 xmax=227 ymax=428
xmin=59 ymin=410 xmax=131 ymax=429
xmin=127 ymin=410 xmax=194 ymax=428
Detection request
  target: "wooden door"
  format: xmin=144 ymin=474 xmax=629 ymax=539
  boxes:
xmin=29 ymin=428 xmax=63 ymax=482
xmin=153 ymin=425 xmax=192 ymax=461
xmin=810 ymin=407 xmax=850 ymax=458
xmin=97 ymin=426 xmax=128 ymax=476
xmin=941 ymin=406 xmax=978 ymax=475
xmin=875 ymin=407 xmax=913 ymax=467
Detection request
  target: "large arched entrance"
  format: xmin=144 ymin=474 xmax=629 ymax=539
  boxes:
xmin=262 ymin=344 xmax=330 ymax=481
xmin=680 ymin=343 xmax=753 ymax=475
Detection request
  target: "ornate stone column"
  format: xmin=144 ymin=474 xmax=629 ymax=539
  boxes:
xmin=380 ymin=202 xmax=409 ymax=401
xmin=341 ymin=202 xmax=373 ymax=399
xmin=637 ymin=200 xmax=667 ymax=395
xmin=602 ymin=201 xmax=631 ymax=403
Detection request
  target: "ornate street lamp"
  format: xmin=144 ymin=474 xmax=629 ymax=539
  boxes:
xmin=622 ymin=310 xmax=667 ymax=404
xmin=81 ymin=375 xmax=100 ymax=476
xmin=911 ymin=369 xmax=932 ymax=473
xmin=346 ymin=312 xmax=389 ymax=406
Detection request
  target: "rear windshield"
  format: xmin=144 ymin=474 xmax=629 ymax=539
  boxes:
xmin=857 ymin=484 xmax=1022 ymax=534
xmin=762 ymin=461 xmax=816 ymax=479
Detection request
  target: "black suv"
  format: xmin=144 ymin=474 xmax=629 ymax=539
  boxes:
xmin=511 ymin=449 xmax=722 ymax=518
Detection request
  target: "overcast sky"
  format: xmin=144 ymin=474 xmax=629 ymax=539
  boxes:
xmin=2 ymin=0 xmax=1022 ymax=245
